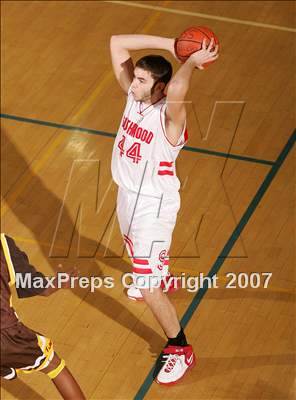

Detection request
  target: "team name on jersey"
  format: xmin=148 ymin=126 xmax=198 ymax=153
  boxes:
xmin=122 ymin=116 xmax=154 ymax=144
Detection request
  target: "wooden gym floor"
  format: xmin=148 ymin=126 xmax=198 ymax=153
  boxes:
xmin=1 ymin=1 xmax=295 ymax=399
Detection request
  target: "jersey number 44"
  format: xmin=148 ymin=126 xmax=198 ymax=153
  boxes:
xmin=118 ymin=135 xmax=142 ymax=164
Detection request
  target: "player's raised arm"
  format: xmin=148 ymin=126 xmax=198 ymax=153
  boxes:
xmin=110 ymin=36 xmax=134 ymax=94
xmin=110 ymin=35 xmax=174 ymax=94
xmin=165 ymin=38 xmax=219 ymax=145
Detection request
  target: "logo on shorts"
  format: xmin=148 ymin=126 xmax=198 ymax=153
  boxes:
xmin=159 ymin=250 xmax=167 ymax=263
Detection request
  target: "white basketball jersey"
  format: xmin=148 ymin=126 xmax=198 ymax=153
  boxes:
xmin=111 ymin=86 xmax=188 ymax=197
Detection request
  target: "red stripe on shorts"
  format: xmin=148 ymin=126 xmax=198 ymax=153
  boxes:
xmin=133 ymin=267 xmax=152 ymax=274
xmin=158 ymin=170 xmax=174 ymax=176
xmin=133 ymin=258 xmax=149 ymax=265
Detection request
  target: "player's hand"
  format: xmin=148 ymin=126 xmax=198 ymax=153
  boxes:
xmin=42 ymin=265 xmax=80 ymax=296
xmin=170 ymin=38 xmax=182 ymax=63
xmin=188 ymin=38 xmax=219 ymax=70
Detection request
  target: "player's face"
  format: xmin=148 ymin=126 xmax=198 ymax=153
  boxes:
xmin=130 ymin=68 xmax=156 ymax=102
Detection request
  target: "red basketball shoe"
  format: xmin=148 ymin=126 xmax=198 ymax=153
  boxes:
xmin=155 ymin=345 xmax=196 ymax=385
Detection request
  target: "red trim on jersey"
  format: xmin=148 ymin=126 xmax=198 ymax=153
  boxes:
xmin=133 ymin=267 xmax=152 ymax=274
xmin=133 ymin=258 xmax=149 ymax=265
xmin=160 ymin=104 xmax=188 ymax=148
xmin=139 ymin=95 xmax=166 ymax=114
xmin=124 ymin=234 xmax=133 ymax=245
xmin=158 ymin=170 xmax=174 ymax=176
xmin=125 ymin=243 xmax=134 ymax=258
xmin=124 ymin=236 xmax=134 ymax=257
xmin=159 ymin=161 xmax=173 ymax=167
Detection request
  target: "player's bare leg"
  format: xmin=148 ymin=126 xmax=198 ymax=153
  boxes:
xmin=140 ymin=287 xmax=180 ymax=337
xmin=42 ymin=353 xmax=86 ymax=400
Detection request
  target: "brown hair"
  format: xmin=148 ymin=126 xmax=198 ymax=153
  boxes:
xmin=135 ymin=55 xmax=172 ymax=87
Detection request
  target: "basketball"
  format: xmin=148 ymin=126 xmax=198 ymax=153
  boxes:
xmin=174 ymin=26 xmax=219 ymax=67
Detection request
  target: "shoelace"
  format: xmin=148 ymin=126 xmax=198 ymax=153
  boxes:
xmin=163 ymin=354 xmax=180 ymax=373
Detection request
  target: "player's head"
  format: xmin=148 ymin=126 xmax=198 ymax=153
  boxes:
xmin=131 ymin=55 xmax=172 ymax=101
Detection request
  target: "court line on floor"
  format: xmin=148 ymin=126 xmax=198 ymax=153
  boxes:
xmin=0 ymin=113 xmax=275 ymax=166
xmin=1 ymin=0 xmax=170 ymax=231
xmin=133 ymin=128 xmax=295 ymax=399
xmin=104 ymin=1 xmax=296 ymax=33
xmin=0 ymin=71 xmax=113 ymax=218
xmin=1 ymin=128 xmax=67 ymax=218
xmin=3 ymin=231 xmax=295 ymax=295
xmin=0 ymin=0 xmax=173 ymax=220
xmin=5 ymin=232 xmax=295 ymax=297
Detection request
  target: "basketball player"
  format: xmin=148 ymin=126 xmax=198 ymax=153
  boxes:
xmin=0 ymin=234 xmax=86 ymax=399
xmin=110 ymin=34 xmax=218 ymax=384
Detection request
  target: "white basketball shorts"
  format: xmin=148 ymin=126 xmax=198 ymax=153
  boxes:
xmin=116 ymin=186 xmax=180 ymax=289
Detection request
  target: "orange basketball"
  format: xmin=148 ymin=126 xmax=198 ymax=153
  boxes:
xmin=174 ymin=26 xmax=219 ymax=67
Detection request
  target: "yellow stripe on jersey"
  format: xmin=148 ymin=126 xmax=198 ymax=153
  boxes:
xmin=36 ymin=334 xmax=55 ymax=372
xmin=1 ymin=233 xmax=16 ymax=286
